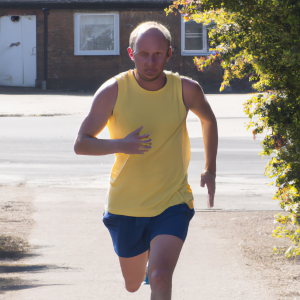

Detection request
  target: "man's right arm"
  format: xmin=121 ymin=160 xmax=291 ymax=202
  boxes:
xmin=74 ymin=78 xmax=152 ymax=156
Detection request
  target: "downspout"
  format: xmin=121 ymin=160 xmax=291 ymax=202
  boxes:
xmin=42 ymin=8 xmax=49 ymax=89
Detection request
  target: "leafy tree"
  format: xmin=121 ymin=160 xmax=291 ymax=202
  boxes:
xmin=166 ymin=0 xmax=300 ymax=257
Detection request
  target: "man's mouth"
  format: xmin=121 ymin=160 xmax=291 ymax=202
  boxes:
xmin=145 ymin=69 xmax=157 ymax=75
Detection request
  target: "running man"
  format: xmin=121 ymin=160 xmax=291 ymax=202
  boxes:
xmin=74 ymin=21 xmax=218 ymax=300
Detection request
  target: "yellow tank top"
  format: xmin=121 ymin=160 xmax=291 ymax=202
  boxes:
xmin=105 ymin=70 xmax=194 ymax=217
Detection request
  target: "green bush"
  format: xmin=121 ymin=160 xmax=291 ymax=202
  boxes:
xmin=166 ymin=0 xmax=300 ymax=257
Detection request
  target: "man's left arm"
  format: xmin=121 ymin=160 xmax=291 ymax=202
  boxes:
xmin=182 ymin=78 xmax=218 ymax=208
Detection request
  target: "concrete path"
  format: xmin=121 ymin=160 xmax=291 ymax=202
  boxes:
xmin=2 ymin=187 xmax=273 ymax=300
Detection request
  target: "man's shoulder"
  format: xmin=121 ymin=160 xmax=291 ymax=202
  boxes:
xmin=97 ymin=69 xmax=131 ymax=93
xmin=96 ymin=77 xmax=118 ymax=95
xmin=164 ymin=70 xmax=199 ymax=87
xmin=180 ymin=76 xmax=204 ymax=110
xmin=114 ymin=70 xmax=131 ymax=82
xmin=93 ymin=77 xmax=118 ymax=109
xmin=181 ymin=76 xmax=201 ymax=94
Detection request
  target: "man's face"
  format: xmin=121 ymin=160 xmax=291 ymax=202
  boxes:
xmin=128 ymin=28 xmax=172 ymax=82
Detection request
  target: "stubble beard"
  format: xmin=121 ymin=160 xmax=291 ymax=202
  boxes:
xmin=136 ymin=69 xmax=163 ymax=83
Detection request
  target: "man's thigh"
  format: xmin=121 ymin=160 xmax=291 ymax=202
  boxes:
xmin=148 ymin=234 xmax=184 ymax=279
xmin=119 ymin=249 xmax=149 ymax=291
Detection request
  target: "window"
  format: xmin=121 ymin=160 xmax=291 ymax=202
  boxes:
xmin=181 ymin=16 xmax=213 ymax=56
xmin=74 ymin=13 xmax=119 ymax=55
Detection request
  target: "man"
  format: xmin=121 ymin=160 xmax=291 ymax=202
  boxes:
xmin=74 ymin=21 xmax=218 ymax=300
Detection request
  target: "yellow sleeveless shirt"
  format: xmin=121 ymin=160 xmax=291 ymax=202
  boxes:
xmin=106 ymin=70 xmax=194 ymax=217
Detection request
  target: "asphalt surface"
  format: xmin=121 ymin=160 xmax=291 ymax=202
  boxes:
xmin=0 ymin=92 xmax=279 ymax=211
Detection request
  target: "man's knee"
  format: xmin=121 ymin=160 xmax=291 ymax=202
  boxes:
xmin=149 ymin=268 xmax=171 ymax=291
xmin=125 ymin=279 xmax=142 ymax=293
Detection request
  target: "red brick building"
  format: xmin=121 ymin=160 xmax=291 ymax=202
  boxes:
xmin=0 ymin=0 xmax=227 ymax=92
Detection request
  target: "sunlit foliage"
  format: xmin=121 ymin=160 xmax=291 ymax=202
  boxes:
xmin=166 ymin=0 xmax=300 ymax=257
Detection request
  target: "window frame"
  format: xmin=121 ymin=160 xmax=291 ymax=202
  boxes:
xmin=181 ymin=16 xmax=213 ymax=56
xmin=74 ymin=12 xmax=120 ymax=56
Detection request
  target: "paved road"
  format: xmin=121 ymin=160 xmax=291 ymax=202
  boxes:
xmin=0 ymin=93 xmax=278 ymax=211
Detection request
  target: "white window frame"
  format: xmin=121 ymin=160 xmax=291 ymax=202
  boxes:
xmin=181 ymin=16 xmax=213 ymax=56
xmin=74 ymin=13 xmax=119 ymax=55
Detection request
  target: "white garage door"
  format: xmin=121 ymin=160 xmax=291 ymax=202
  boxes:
xmin=0 ymin=15 xmax=36 ymax=87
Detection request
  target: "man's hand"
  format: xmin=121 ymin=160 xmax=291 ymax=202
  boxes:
xmin=120 ymin=126 xmax=152 ymax=154
xmin=200 ymin=170 xmax=216 ymax=208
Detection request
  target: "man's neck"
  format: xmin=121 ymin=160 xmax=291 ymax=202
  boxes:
xmin=133 ymin=69 xmax=166 ymax=91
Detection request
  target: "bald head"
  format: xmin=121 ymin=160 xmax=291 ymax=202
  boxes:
xmin=129 ymin=21 xmax=171 ymax=52
xmin=134 ymin=28 xmax=170 ymax=56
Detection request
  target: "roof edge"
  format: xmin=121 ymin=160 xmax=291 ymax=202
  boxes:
xmin=0 ymin=0 xmax=173 ymax=10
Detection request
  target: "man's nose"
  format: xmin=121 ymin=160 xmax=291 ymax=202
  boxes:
xmin=146 ymin=54 xmax=155 ymax=66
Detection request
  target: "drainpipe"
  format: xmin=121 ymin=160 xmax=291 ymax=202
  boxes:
xmin=42 ymin=8 xmax=49 ymax=90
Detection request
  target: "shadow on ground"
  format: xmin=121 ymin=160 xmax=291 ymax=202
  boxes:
xmin=0 ymin=235 xmax=32 ymax=261
xmin=0 ymin=234 xmax=73 ymax=295
xmin=0 ymin=263 xmax=73 ymax=294
xmin=0 ymin=277 xmax=67 ymax=294
xmin=0 ymin=250 xmax=38 ymax=261
xmin=0 ymin=264 xmax=71 ymax=274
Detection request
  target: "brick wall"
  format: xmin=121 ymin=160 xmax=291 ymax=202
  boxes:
xmin=1 ymin=7 xmax=253 ymax=93
xmin=45 ymin=8 xmax=225 ymax=92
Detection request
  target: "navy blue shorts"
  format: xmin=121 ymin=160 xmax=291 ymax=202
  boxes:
xmin=102 ymin=203 xmax=195 ymax=258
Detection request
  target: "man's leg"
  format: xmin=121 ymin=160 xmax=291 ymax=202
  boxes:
xmin=148 ymin=235 xmax=184 ymax=300
xmin=119 ymin=249 xmax=149 ymax=293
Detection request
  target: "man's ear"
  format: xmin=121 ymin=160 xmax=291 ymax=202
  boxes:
xmin=166 ymin=47 xmax=172 ymax=62
xmin=127 ymin=47 xmax=135 ymax=61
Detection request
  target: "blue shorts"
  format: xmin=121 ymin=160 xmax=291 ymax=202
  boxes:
xmin=102 ymin=203 xmax=195 ymax=258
